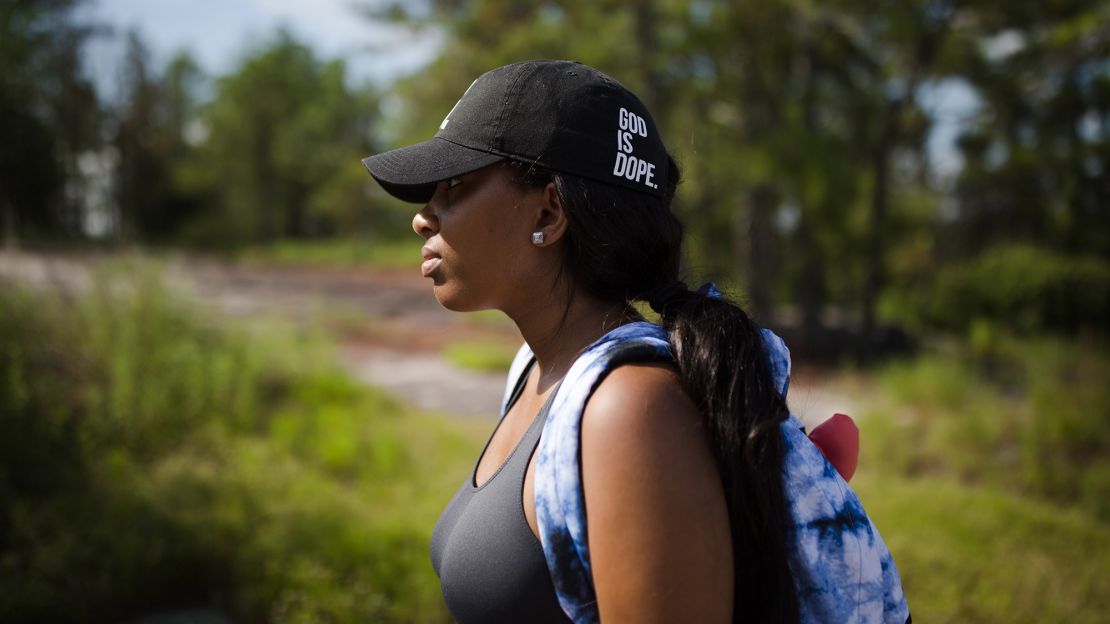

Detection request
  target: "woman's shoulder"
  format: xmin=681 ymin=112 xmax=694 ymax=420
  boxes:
xmin=581 ymin=362 xmax=710 ymax=477
xmin=584 ymin=362 xmax=698 ymax=434
xmin=579 ymin=364 xmax=733 ymax=621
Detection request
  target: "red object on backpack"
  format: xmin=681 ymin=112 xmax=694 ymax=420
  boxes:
xmin=807 ymin=413 xmax=859 ymax=482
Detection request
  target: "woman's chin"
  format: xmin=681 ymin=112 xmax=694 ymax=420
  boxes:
xmin=434 ymin=287 xmax=501 ymax=313
xmin=432 ymin=284 xmax=479 ymax=312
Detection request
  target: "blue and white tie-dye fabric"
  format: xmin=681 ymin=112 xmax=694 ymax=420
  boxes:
xmin=761 ymin=330 xmax=910 ymax=623
xmin=502 ymin=321 xmax=910 ymax=623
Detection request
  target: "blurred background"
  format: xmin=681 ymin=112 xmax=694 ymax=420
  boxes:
xmin=1 ymin=0 xmax=1107 ymax=622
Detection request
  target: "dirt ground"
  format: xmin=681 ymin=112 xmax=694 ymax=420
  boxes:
xmin=0 ymin=250 xmax=852 ymax=426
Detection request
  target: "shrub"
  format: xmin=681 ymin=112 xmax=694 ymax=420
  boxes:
xmin=862 ymin=335 xmax=1110 ymax=520
xmin=924 ymin=245 xmax=1110 ymax=335
xmin=0 ymin=260 xmax=479 ymax=623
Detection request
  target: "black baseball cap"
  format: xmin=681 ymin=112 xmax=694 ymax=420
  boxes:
xmin=362 ymin=60 xmax=670 ymax=203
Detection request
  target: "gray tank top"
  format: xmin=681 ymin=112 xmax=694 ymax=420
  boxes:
xmin=429 ymin=360 xmax=571 ymax=623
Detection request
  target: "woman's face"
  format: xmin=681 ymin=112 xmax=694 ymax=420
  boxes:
xmin=412 ymin=163 xmax=544 ymax=312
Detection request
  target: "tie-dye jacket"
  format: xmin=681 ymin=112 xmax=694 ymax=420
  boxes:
xmin=501 ymin=321 xmax=910 ymax=623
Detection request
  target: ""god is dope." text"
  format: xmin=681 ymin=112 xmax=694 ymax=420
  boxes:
xmin=612 ymin=107 xmax=658 ymax=189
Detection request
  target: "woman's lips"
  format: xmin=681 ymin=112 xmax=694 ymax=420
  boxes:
xmin=421 ymin=257 xmax=442 ymax=277
xmin=421 ymin=246 xmax=442 ymax=277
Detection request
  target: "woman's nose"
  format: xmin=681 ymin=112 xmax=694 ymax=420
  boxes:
xmin=412 ymin=204 xmax=437 ymax=239
xmin=413 ymin=180 xmax=447 ymax=238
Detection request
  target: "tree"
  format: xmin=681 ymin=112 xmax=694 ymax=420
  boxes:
xmin=0 ymin=0 xmax=102 ymax=245
xmin=192 ymin=31 xmax=377 ymax=246
xmin=948 ymin=0 xmax=1109 ymax=258
xmin=113 ymin=31 xmax=207 ymax=243
xmin=371 ymin=0 xmax=1104 ymax=353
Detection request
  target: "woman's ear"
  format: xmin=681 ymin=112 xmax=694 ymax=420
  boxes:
xmin=532 ymin=181 xmax=568 ymax=246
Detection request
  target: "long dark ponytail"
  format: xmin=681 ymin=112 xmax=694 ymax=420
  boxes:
xmin=505 ymin=158 xmax=799 ymax=623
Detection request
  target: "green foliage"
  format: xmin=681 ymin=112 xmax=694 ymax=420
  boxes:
xmin=844 ymin=332 xmax=1110 ymax=622
xmin=376 ymin=0 xmax=955 ymax=332
xmin=861 ymin=335 xmax=1110 ymax=520
xmin=115 ymin=35 xmax=208 ymax=243
xmin=7 ymin=0 xmax=1109 ymax=356
xmin=924 ymin=245 xmax=1110 ymax=335
xmin=949 ymin=2 xmax=1110 ymax=255
xmin=0 ymin=265 xmax=486 ymax=622
xmin=188 ymin=30 xmax=380 ymax=247
xmin=853 ymin=473 xmax=1110 ymax=624
xmin=98 ymin=28 xmax=390 ymax=249
xmin=0 ymin=0 xmax=99 ymax=241
xmin=4 ymin=257 xmax=1109 ymax=623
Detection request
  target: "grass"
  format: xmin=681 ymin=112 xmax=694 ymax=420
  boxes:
xmin=842 ymin=333 xmax=1110 ymax=621
xmin=442 ymin=340 xmax=518 ymax=373
xmin=459 ymin=308 xmax=519 ymax=329
xmin=0 ymin=261 xmax=488 ymax=623
xmin=858 ymin=334 xmax=1110 ymax=521
xmin=853 ymin=471 xmax=1110 ymax=624
xmin=3 ymin=255 xmax=1108 ymax=623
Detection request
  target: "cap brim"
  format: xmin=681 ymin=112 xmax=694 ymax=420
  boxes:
xmin=361 ymin=137 xmax=504 ymax=203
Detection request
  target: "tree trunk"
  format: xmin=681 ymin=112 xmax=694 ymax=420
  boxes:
xmin=287 ymin=182 xmax=308 ymax=238
xmin=747 ymin=184 xmax=777 ymax=323
xmin=796 ymin=218 xmax=825 ymax=345
xmin=860 ymin=13 xmax=948 ymax=353
xmin=797 ymin=45 xmax=825 ymax=345
xmin=861 ymin=136 xmax=890 ymax=351
xmin=2 ymin=200 xmax=18 ymax=250
xmin=253 ymin=131 xmax=276 ymax=242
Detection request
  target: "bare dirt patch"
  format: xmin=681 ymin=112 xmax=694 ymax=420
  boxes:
xmin=0 ymin=250 xmax=856 ymax=422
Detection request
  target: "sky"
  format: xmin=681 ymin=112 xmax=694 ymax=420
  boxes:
xmin=920 ymin=78 xmax=980 ymax=180
xmin=81 ymin=0 xmax=442 ymax=98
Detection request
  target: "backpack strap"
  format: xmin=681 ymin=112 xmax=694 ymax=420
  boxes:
xmin=523 ymin=322 xmax=910 ymax=623
xmin=533 ymin=322 xmax=671 ymax=622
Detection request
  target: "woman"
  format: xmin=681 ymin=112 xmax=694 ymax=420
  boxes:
xmin=362 ymin=60 xmax=909 ymax=624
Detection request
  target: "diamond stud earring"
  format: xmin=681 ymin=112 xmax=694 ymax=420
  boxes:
xmin=532 ymin=231 xmax=545 ymax=245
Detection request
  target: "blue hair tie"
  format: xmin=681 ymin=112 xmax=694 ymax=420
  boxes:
xmin=697 ymin=281 xmax=723 ymax=300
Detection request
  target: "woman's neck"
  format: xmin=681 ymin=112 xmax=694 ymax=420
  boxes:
xmin=507 ymin=291 xmax=631 ymax=394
